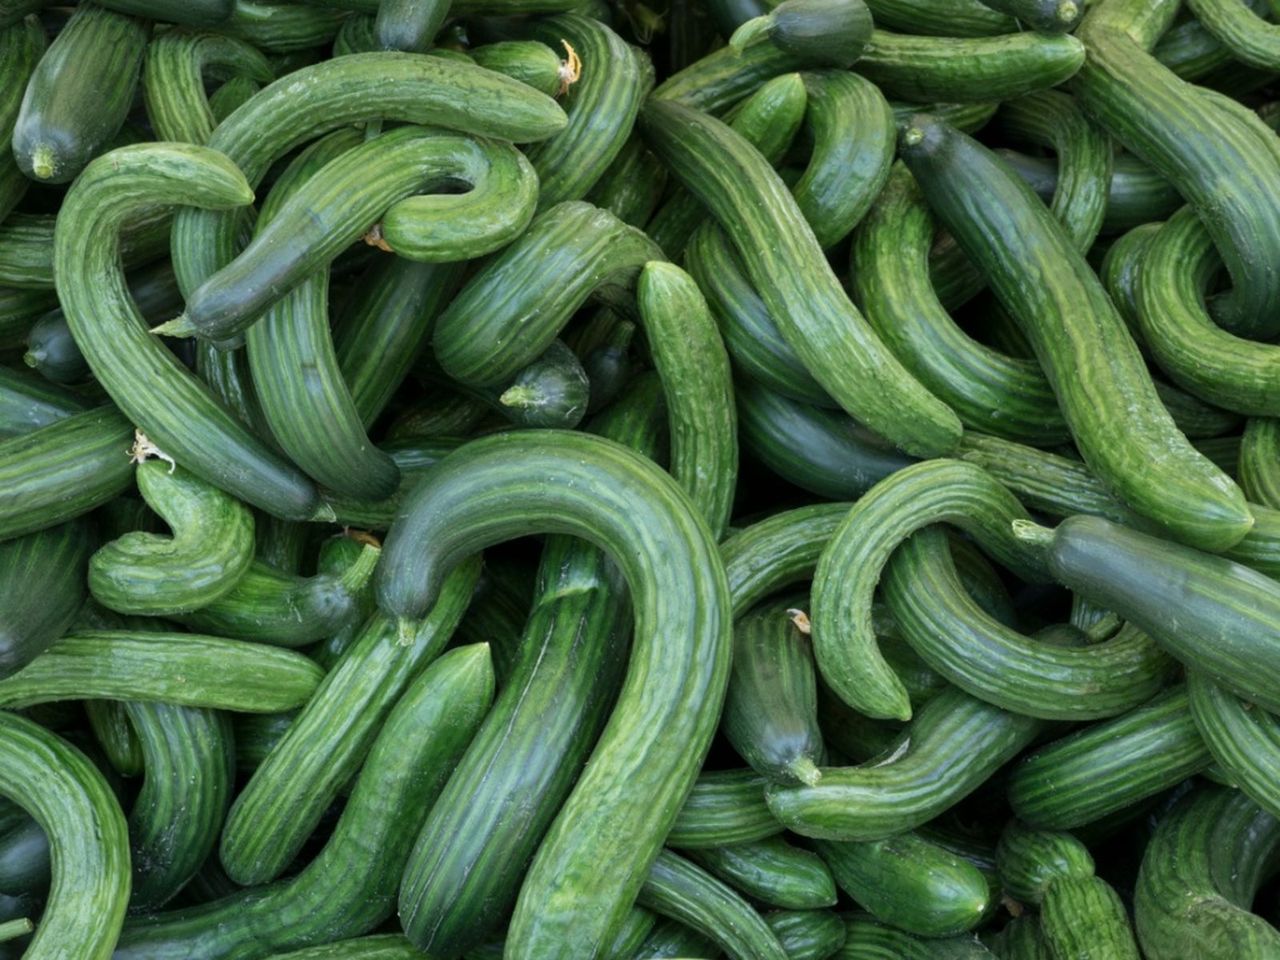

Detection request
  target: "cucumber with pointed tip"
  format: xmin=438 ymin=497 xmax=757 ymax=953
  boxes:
xmin=766 ymin=688 xmax=1043 ymax=841
xmin=976 ymin=0 xmax=1080 ymax=31
xmin=114 ymin=644 xmax=494 ymax=960
xmin=728 ymin=0 xmax=872 ymax=69
xmin=0 ymin=206 xmax=171 ymax=290
xmin=88 ymin=460 xmax=256 ymax=616
xmin=0 ymin=631 xmax=323 ymax=712
xmin=1134 ymin=786 xmax=1280 ymax=959
xmin=0 ymin=406 xmax=135 ymax=541
xmin=857 ymin=31 xmax=1083 ymax=104
xmin=489 ymin=339 xmax=591 ymax=430
xmin=54 ymin=143 xmax=324 ymax=521
xmin=723 ymin=597 xmax=824 ymax=786
xmin=641 ymin=99 xmax=961 ymax=459
xmin=1187 ymin=671 xmax=1280 ymax=820
xmin=817 ymin=831 xmax=991 ymax=937
xmin=900 ymin=114 xmax=1250 ymax=552
xmin=0 ymin=712 xmax=129 ymax=959
xmin=0 ymin=519 xmax=91 ymax=679
xmin=638 ymin=849 xmax=789 ymax=960
xmin=142 ymin=32 xmax=274 ymax=144
xmin=11 ymin=4 xmax=147 ymax=184
xmin=1007 ymin=685 xmax=1210 ymax=829
xmin=0 ymin=287 xmax=57 ymax=351
xmin=0 ymin=15 xmax=43 ymax=223
xmin=688 ymin=836 xmax=836 ymax=910
xmin=863 ymin=0 xmax=1014 ymax=36
xmin=470 ymin=41 xmax=566 ymax=97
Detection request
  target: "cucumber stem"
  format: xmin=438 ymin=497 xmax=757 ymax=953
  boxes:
xmin=150 ymin=315 xmax=197 ymax=338
xmin=1011 ymin=518 xmax=1054 ymax=548
xmin=727 ymin=14 xmax=773 ymax=53
xmin=30 ymin=145 xmax=56 ymax=181
xmin=788 ymin=755 xmax=822 ymax=786
xmin=1056 ymin=1 xmax=1079 ymax=23
xmin=499 ymin=384 xmax=540 ymax=409
xmin=0 ymin=918 xmax=32 ymax=944
xmin=21 ymin=350 xmax=41 ymax=369
xmin=338 ymin=542 xmax=382 ymax=594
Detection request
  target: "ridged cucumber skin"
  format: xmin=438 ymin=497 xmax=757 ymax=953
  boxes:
xmin=900 ymin=114 xmax=1251 ymax=552
xmin=637 ymin=848 xmax=789 ymax=960
xmin=766 ymin=688 xmax=1043 ymax=841
xmin=1040 ymin=876 xmax=1139 ymax=960
xmin=1134 ymin=786 xmax=1280 ymax=959
xmin=652 ymin=41 xmax=803 ymax=113
xmin=840 ymin=914 xmax=997 ymax=959
xmin=0 ymin=287 xmax=57 ymax=352
xmin=586 ymin=137 xmax=668 ymax=229
xmin=974 ymin=0 xmax=1080 ymax=31
xmin=721 ymin=502 xmax=849 ymax=616
xmin=114 ymin=644 xmax=494 ymax=960
xmin=631 ymin=919 xmax=719 ymax=959
xmin=217 ymin=560 xmax=478 ymax=887
xmin=817 ymin=831 xmax=990 ymax=937
xmin=765 ymin=910 xmax=846 ymax=960
xmin=54 ymin=143 xmax=323 ymax=521
xmin=688 ymin=836 xmax=836 ymax=910
xmin=397 ymin=384 xmax=661 ymax=958
xmin=207 ymin=74 xmax=260 ymax=119
xmin=216 ymin=0 xmax=346 ymax=52
xmin=1187 ymin=670 xmax=1280 ymax=820
xmin=261 ymin=937 xmax=426 ymax=960
xmin=86 ymin=699 xmax=143 ymax=779
xmin=637 ymin=262 xmax=736 ymax=539
xmin=0 ymin=16 xmax=43 ymax=222
xmin=481 ymin=339 xmax=590 ymax=430
xmin=856 ymin=31 xmax=1083 ymax=104
xmin=862 ymin=0 xmax=1014 ymax=36
xmin=125 ymin=702 xmax=233 ymax=912
xmin=1138 ymin=206 xmax=1280 ymax=417
xmin=169 ymin=52 xmax=566 ymax=304
xmin=883 ymin=527 xmax=1173 ymax=720
xmin=1076 ymin=3 xmax=1280 ymax=340
xmin=0 ymin=206 xmax=172 ymax=291
xmin=852 ymin=165 xmax=1068 ymax=446
xmin=723 ymin=597 xmax=824 ymax=785
xmin=1033 ymin=515 xmax=1280 ymax=714
xmin=374 ymin=429 xmax=731 ymax=958
xmin=1007 ymin=686 xmax=1209 ymax=830
xmin=984 ymin=917 xmax=1051 ymax=960
xmin=995 ymin=821 xmax=1094 ymax=906
xmin=0 ymin=519 xmax=91 ymax=679
xmin=642 ymin=99 xmax=961 ymax=459
xmin=0 ymin=406 xmax=134 ymax=541
xmin=142 ymin=32 xmax=273 ymax=144
xmin=88 ymin=461 xmax=256 ymax=617
xmin=810 ymin=458 xmax=1045 ymax=721
xmin=0 ymin=712 xmax=129 ymax=959
xmin=0 ymin=630 xmax=322 ymax=712
xmin=731 ymin=0 xmax=871 ymax=69
xmin=1184 ymin=0 xmax=1280 ymax=73
xmin=1240 ymin=419 xmax=1280 ymax=510
xmin=1005 ymin=153 xmax=1180 ymax=239
xmin=666 ymin=769 xmax=782 ymax=849
xmin=11 ymin=4 xmax=147 ymax=184
xmin=432 ymin=201 xmax=662 ymax=388
xmin=469 ymin=41 xmax=564 ymax=97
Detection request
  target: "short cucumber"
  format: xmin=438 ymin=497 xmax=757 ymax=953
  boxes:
xmin=728 ymin=0 xmax=873 ymax=69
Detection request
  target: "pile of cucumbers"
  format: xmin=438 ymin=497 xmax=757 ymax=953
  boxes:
xmin=5 ymin=0 xmax=1280 ymax=955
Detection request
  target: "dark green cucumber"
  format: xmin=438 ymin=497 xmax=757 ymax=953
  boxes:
xmin=1020 ymin=514 xmax=1280 ymax=714
xmin=900 ymin=113 xmax=1251 ymax=552
xmin=11 ymin=4 xmax=147 ymax=183
xmin=651 ymin=41 xmax=802 ymax=113
xmin=0 ymin=712 xmax=129 ymax=959
xmin=1187 ymin=670 xmax=1280 ymax=820
xmin=1007 ymin=685 xmax=1210 ymax=829
xmin=1240 ymin=419 xmax=1280 ymax=510
xmin=765 ymin=910 xmax=845 ymax=960
xmin=641 ymin=98 xmax=962 ymax=459
xmin=723 ymin=597 xmax=824 ymax=785
xmin=666 ymin=769 xmax=781 ymax=849
xmin=810 ymin=458 xmax=1046 ymax=721
xmin=862 ymin=0 xmax=1014 ymax=36
xmin=54 ymin=143 xmax=324 ymax=521
xmin=977 ymin=0 xmax=1080 ymax=29
xmin=0 ymin=16 xmax=43 ymax=223
xmin=0 ymin=406 xmax=134 ymax=541
xmin=727 ymin=0 xmax=873 ymax=69
xmin=432 ymin=201 xmax=662 ymax=389
xmin=0 ymin=287 xmax=57 ymax=352
xmin=470 ymin=41 xmax=569 ymax=98
xmin=1134 ymin=786 xmax=1280 ymax=958
xmin=883 ymin=526 xmax=1174 ymax=720
xmin=688 ymin=836 xmax=836 ymax=910
xmin=856 ymin=31 xmax=1083 ymax=104
xmin=767 ymin=688 xmax=1042 ymax=841
xmin=216 ymin=0 xmax=346 ymax=52
xmin=586 ymin=137 xmax=668 ymax=228
xmin=0 ymin=812 xmax=48 ymax=898
xmin=630 ymin=919 xmax=719 ymax=959
xmin=374 ymin=0 xmax=448 ymax=52
xmin=232 ymin=710 xmax=295 ymax=776
xmin=840 ymin=914 xmax=997 ymax=959
xmin=87 ymin=700 xmax=144 ymax=778
xmin=125 ymin=702 xmax=234 ymax=912
xmin=88 ymin=459 xmax=255 ymax=616
xmin=0 ymin=206 xmax=172 ymax=291
xmin=483 ymin=340 xmax=591 ymax=430
xmin=207 ymin=74 xmax=260 ymax=120
xmin=1004 ymin=153 xmax=1180 ymax=238
xmin=142 ymin=31 xmax=274 ymax=144
xmin=0 ymin=519 xmax=91 ymax=679
xmin=721 ymin=502 xmax=849 ymax=617
xmin=816 ymin=830 xmax=991 ymax=937
xmin=637 ymin=261 xmax=736 ymax=538
xmin=637 ymin=848 xmax=789 ymax=960
xmin=114 ymin=644 xmax=494 ymax=960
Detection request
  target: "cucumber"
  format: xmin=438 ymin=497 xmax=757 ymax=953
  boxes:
xmin=728 ymin=0 xmax=872 ymax=69
xmin=840 ymin=914 xmax=998 ymax=959
xmin=976 ymin=0 xmax=1080 ymax=30
xmin=667 ymin=769 xmax=781 ymax=849
xmin=862 ymin=0 xmax=1014 ymax=36
xmin=264 ymin=938 xmax=426 ymax=960
xmin=630 ymin=919 xmax=719 ymax=960
xmin=586 ymin=137 xmax=668 ymax=228
xmin=86 ymin=698 xmax=144 ymax=778
xmin=142 ymin=32 xmax=273 ymax=144
xmin=900 ymin=113 xmax=1251 ymax=552
xmin=1186 ymin=670 xmax=1280 ymax=820
xmin=721 ymin=502 xmax=848 ymax=616
xmin=1007 ymin=686 xmax=1210 ymax=829
xmin=764 ymin=910 xmax=845 ymax=960
xmin=470 ymin=41 xmax=568 ymax=98
xmin=0 ymin=519 xmax=91 ymax=678
xmin=0 ymin=814 xmax=48 ymax=898
xmin=88 ymin=459 xmax=256 ymax=617
xmin=0 ymin=206 xmax=172 ymax=291
xmin=0 ymin=16 xmax=43 ymax=223
xmin=0 ymin=288 xmax=57 ymax=352
xmin=374 ymin=0 xmax=448 ymax=52
xmin=651 ymin=41 xmax=802 ymax=113
xmin=641 ymin=98 xmax=962 ymax=459
xmin=11 ymin=4 xmax=147 ymax=183
xmin=687 ymin=836 xmax=837 ymax=910
xmin=216 ymin=0 xmax=346 ymax=52
xmin=207 ymin=74 xmax=260 ymax=119
xmin=1184 ymin=0 xmax=1280 ymax=71
xmin=766 ymin=688 xmax=1042 ymax=841
xmin=1240 ymin=419 xmax=1280 ymax=510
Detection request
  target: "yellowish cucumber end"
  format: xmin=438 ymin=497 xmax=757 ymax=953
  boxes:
xmin=1011 ymin=518 xmax=1054 ymax=548
xmin=29 ymin=145 xmax=57 ymax=181
xmin=150 ymin=315 xmax=197 ymax=338
xmin=396 ymin=617 xmax=418 ymax=646
xmin=1057 ymin=0 xmax=1079 ymax=23
xmin=727 ymin=14 xmax=773 ymax=54
xmin=500 ymin=385 xmax=538 ymax=409
xmin=789 ymin=756 xmax=822 ymax=787
xmin=21 ymin=351 xmax=40 ymax=369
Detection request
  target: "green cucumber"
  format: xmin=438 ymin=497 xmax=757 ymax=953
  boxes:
xmin=1240 ymin=419 xmax=1280 ymax=510
xmin=667 ymin=769 xmax=781 ymax=849
xmin=976 ymin=0 xmax=1080 ymax=30
xmin=641 ymin=98 xmax=962 ymax=459
xmin=264 ymin=937 xmax=427 ymax=960
xmin=0 ymin=288 xmax=57 ymax=352
xmin=0 ymin=519 xmax=91 ymax=678
xmin=856 ymin=31 xmax=1083 ymax=104
xmin=374 ymin=0 xmax=448 ymax=52
xmin=0 ymin=206 xmax=171 ymax=290
xmin=1134 ymin=786 xmax=1280 ymax=958
xmin=767 ymin=688 xmax=1042 ymax=841
xmin=840 ymin=914 xmax=997 ymax=959
xmin=1184 ymin=0 xmax=1280 ymax=71
xmin=469 ymin=41 xmax=569 ymax=98
xmin=765 ymin=910 xmax=845 ymax=960
xmin=11 ymin=3 xmax=148 ymax=183
xmin=1007 ymin=685 xmax=1210 ymax=829
xmin=688 ymin=837 xmax=837 ymax=910
xmin=142 ymin=32 xmax=273 ymax=144
xmin=900 ymin=113 xmax=1250 ymax=552
xmin=216 ymin=0 xmax=346 ymax=52
xmin=721 ymin=502 xmax=848 ymax=616
xmin=207 ymin=74 xmax=260 ymax=119
xmin=630 ymin=919 xmax=719 ymax=959
xmin=651 ymin=41 xmax=802 ymax=113
xmin=88 ymin=459 xmax=255 ymax=616
xmin=728 ymin=0 xmax=872 ymax=69
xmin=862 ymin=0 xmax=1014 ymax=36
xmin=586 ymin=137 xmax=668 ymax=228
xmin=817 ymin=831 xmax=991 ymax=937
xmin=0 ymin=16 xmax=43 ymax=223
xmin=723 ymin=597 xmax=823 ymax=785
xmin=231 ymin=710 xmax=295 ymax=775
xmin=86 ymin=700 xmax=144 ymax=778
xmin=1186 ymin=670 xmax=1280 ymax=820
xmin=0 ymin=813 xmax=48 ymax=898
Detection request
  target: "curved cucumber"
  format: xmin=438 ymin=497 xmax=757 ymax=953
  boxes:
xmin=1187 ymin=670 xmax=1280 ymax=821
xmin=721 ymin=502 xmax=849 ymax=616
xmin=142 ymin=31 xmax=273 ymax=144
